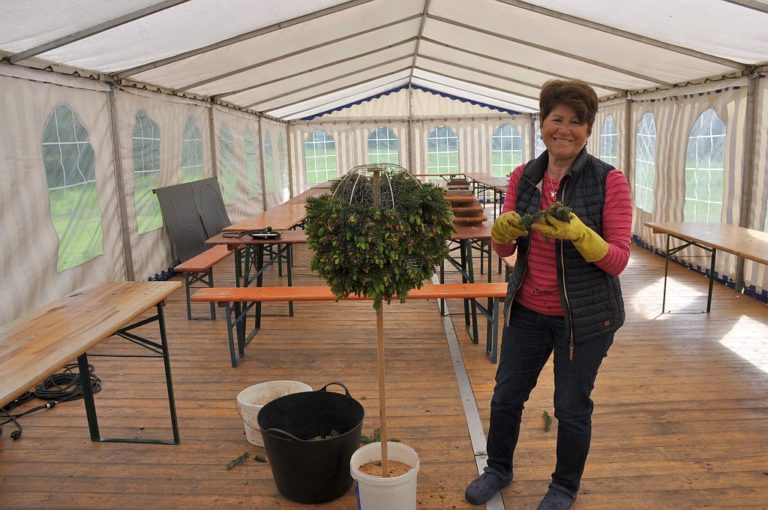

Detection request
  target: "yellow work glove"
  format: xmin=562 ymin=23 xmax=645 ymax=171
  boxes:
xmin=532 ymin=212 xmax=609 ymax=262
xmin=491 ymin=211 xmax=529 ymax=244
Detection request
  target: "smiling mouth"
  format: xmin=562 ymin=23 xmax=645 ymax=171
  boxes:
xmin=552 ymin=138 xmax=573 ymax=144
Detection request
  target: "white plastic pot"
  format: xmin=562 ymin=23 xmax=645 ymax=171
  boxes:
xmin=350 ymin=441 xmax=420 ymax=510
xmin=236 ymin=380 xmax=312 ymax=446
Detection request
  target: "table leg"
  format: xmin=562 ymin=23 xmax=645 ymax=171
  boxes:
xmin=662 ymin=233 xmax=670 ymax=314
xmin=706 ymin=248 xmax=717 ymax=313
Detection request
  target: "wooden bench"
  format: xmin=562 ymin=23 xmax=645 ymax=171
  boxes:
xmin=174 ymin=245 xmax=234 ymax=320
xmin=0 ymin=281 xmax=181 ymax=444
xmin=192 ymin=282 xmax=507 ymax=367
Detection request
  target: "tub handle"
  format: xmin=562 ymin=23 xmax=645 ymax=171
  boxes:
xmin=319 ymin=381 xmax=351 ymax=397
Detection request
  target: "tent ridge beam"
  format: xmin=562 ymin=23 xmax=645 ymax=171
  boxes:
xmin=114 ymin=0 xmax=376 ymax=79
xmin=409 ymin=0 xmax=432 ymax=83
xmin=495 ymin=0 xmax=746 ymax=70
xmin=6 ymin=0 xmax=190 ymax=65
xmin=270 ymin=75 xmax=410 ymax=118
xmin=420 ymin=36 xmax=624 ymax=93
xmin=250 ymin=62 xmax=412 ymax=110
xmin=412 ymin=72 xmax=537 ymax=112
xmin=722 ymin=0 xmax=768 ymax=14
xmin=417 ymin=54 xmax=543 ymax=99
xmin=427 ymin=14 xmax=673 ymax=87
xmin=213 ymin=37 xmax=419 ymax=100
xmin=411 ymin=76 xmax=537 ymax=113
xmin=179 ymin=14 xmax=422 ymax=93
xmin=413 ymin=66 xmax=537 ymax=105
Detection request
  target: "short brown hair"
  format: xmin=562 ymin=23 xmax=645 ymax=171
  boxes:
xmin=539 ymin=80 xmax=598 ymax=135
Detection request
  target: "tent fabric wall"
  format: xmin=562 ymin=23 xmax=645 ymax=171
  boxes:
xmin=745 ymin=77 xmax=768 ymax=291
xmin=289 ymin=120 xmax=410 ymax=192
xmin=289 ymin=112 xmax=531 ymax=192
xmin=261 ymin=117 xmax=290 ymax=208
xmin=589 ymin=99 xmax=627 ymax=172
xmin=0 ymin=70 xmax=125 ymax=324
xmin=113 ymin=88 xmax=216 ymax=280
xmin=210 ymin=105 xmax=264 ymax=221
xmin=630 ymin=79 xmax=755 ymax=288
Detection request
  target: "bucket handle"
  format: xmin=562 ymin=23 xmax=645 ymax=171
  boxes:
xmin=318 ymin=381 xmax=351 ymax=397
xmin=264 ymin=427 xmax=316 ymax=443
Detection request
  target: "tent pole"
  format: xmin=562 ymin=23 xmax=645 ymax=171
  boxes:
xmin=735 ymin=71 xmax=760 ymax=291
xmin=107 ymin=86 xmax=135 ymax=281
xmin=258 ymin=118 xmax=267 ymax=211
xmin=207 ymin=105 xmax=217 ymax=182
xmin=408 ymin=87 xmax=415 ymax=172
xmin=624 ymin=93 xmax=633 ymax=192
xmin=286 ymin=123 xmax=294 ymax=199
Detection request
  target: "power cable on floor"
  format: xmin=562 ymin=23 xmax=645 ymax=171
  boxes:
xmin=0 ymin=363 xmax=101 ymax=440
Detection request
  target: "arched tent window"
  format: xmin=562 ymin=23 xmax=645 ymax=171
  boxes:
xmin=304 ymin=129 xmax=337 ymax=185
xmin=368 ymin=127 xmax=399 ymax=164
xmin=263 ymin=132 xmax=275 ymax=197
xmin=533 ymin=118 xmax=546 ymax=158
xmin=600 ymin=115 xmax=618 ymax=167
xmin=634 ymin=112 xmax=656 ymax=213
xmin=245 ymin=129 xmax=260 ymax=199
xmin=42 ymin=105 xmax=103 ymax=271
xmin=684 ymin=108 xmax=725 ymax=222
xmin=491 ymin=124 xmax=523 ymax=177
xmin=180 ymin=116 xmax=204 ymax=183
xmin=278 ymin=132 xmax=290 ymax=202
xmin=132 ymin=110 xmax=162 ymax=233
xmin=427 ymin=126 xmax=458 ymax=174
xmin=217 ymin=124 xmax=237 ymax=205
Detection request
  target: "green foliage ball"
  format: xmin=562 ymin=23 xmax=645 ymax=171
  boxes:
xmin=305 ymin=171 xmax=455 ymax=308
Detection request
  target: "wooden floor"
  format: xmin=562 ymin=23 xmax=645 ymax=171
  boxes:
xmin=2 ymin=243 xmax=767 ymax=509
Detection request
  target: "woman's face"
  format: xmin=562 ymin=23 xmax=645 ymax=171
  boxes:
xmin=541 ymin=104 xmax=589 ymax=163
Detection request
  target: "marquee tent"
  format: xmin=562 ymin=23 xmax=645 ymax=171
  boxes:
xmin=1 ymin=0 xmax=767 ymax=323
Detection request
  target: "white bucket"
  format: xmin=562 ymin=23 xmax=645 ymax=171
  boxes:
xmin=350 ymin=442 xmax=420 ymax=510
xmin=236 ymin=380 xmax=312 ymax=447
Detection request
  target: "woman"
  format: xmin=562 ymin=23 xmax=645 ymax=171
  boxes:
xmin=465 ymin=79 xmax=632 ymax=509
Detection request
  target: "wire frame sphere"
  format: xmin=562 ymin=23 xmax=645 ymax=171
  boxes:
xmin=331 ymin=163 xmax=421 ymax=210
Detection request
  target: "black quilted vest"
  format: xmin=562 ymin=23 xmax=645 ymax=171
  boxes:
xmin=504 ymin=148 xmax=625 ymax=346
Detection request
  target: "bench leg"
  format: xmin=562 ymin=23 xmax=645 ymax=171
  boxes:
xmin=487 ymin=298 xmax=499 ymax=364
xmin=224 ymin=302 xmax=240 ymax=368
xmin=183 ymin=270 xmax=216 ymax=320
xmin=287 ymin=244 xmax=294 ymax=317
xmin=184 ymin=273 xmax=192 ymax=320
xmin=208 ymin=269 xmax=216 ymax=320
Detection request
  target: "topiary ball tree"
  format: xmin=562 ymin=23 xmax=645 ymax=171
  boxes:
xmin=304 ymin=164 xmax=454 ymax=475
xmin=305 ymin=165 xmax=454 ymax=309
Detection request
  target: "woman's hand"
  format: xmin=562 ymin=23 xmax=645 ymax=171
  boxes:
xmin=532 ymin=212 xmax=609 ymax=262
xmin=491 ymin=211 xmax=529 ymax=244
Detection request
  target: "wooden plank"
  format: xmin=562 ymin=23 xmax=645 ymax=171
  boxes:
xmin=174 ymin=245 xmax=232 ymax=272
xmin=0 ymin=281 xmax=180 ymax=409
xmin=191 ymin=282 xmax=507 ymax=303
xmin=645 ymin=221 xmax=768 ymax=265
xmin=1 ymin=245 xmax=768 ymax=509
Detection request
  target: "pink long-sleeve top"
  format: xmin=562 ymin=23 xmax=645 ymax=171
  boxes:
xmin=492 ymin=163 xmax=632 ymax=316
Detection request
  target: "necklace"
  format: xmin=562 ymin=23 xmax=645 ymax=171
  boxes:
xmin=544 ymin=174 xmax=559 ymax=200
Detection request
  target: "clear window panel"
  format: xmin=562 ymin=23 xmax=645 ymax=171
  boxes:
xmin=42 ymin=105 xmax=104 ymax=271
xmin=684 ymin=108 xmax=725 ymax=223
xmin=132 ymin=110 xmax=162 ymax=233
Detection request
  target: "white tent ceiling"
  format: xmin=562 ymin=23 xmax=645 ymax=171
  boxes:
xmin=1 ymin=0 xmax=767 ymax=120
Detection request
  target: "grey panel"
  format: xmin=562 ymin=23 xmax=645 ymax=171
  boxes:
xmin=155 ymin=182 xmax=208 ymax=262
xmin=192 ymin=177 xmax=231 ymax=237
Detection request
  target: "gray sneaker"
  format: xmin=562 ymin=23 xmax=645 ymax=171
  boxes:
xmin=537 ymin=487 xmax=575 ymax=510
xmin=464 ymin=467 xmax=512 ymax=505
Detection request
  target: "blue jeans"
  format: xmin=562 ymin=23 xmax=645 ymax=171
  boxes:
xmin=486 ymin=302 xmax=614 ymax=497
